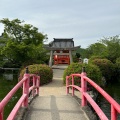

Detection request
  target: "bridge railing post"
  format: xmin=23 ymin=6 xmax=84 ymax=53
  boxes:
xmin=36 ymin=76 xmax=40 ymax=95
xmin=32 ymin=75 xmax=40 ymax=96
xmin=32 ymin=76 xmax=36 ymax=97
xmin=66 ymin=76 xmax=69 ymax=94
xmin=22 ymin=67 xmax=30 ymax=107
xmin=111 ymin=104 xmax=117 ymax=120
xmin=72 ymin=75 xmax=74 ymax=96
xmin=81 ymin=67 xmax=87 ymax=107
xmin=0 ymin=109 xmax=3 ymax=120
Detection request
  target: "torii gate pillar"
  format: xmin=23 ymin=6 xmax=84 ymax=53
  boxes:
xmin=49 ymin=50 xmax=53 ymax=67
xmin=69 ymin=50 xmax=73 ymax=64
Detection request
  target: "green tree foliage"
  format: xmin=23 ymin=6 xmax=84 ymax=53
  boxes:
xmin=75 ymin=35 xmax=120 ymax=82
xmin=115 ymin=57 xmax=120 ymax=81
xmin=0 ymin=18 xmax=47 ymax=44
xmin=116 ymin=57 xmax=120 ymax=64
xmin=75 ymin=53 xmax=81 ymax=58
xmin=100 ymin=35 xmax=120 ymax=63
xmin=1 ymin=40 xmax=32 ymax=67
xmin=76 ymin=48 xmax=89 ymax=58
xmin=86 ymin=43 xmax=107 ymax=58
xmin=83 ymin=35 xmax=120 ymax=63
xmin=0 ymin=18 xmax=48 ymax=67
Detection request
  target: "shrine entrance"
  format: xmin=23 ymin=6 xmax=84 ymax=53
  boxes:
xmin=54 ymin=50 xmax=70 ymax=65
xmin=45 ymin=38 xmax=80 ymax=67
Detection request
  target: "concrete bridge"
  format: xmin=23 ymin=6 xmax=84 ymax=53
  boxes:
xmin=23 ymin=67 xmax=89 ymax=120
xmin=0 ymin=65 xmax=120 ymax=120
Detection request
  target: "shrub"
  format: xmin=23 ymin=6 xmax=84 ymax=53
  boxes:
xmin=115 ymin=57 xmax=120 ymax=81
xmin=89 ymin=55 xmax=104 ymax=64
xmin=63 ymin=63 xmax=102 ymax=85
xmin=91 ymin=59 xmax=115 ymax=81
xmin=73 ymin=55 xmax=79 ymax=63
xmin=116 ymin=57 xmax=120 ymax=64
xmin=19 ymin=64 xmax=53 ymax=85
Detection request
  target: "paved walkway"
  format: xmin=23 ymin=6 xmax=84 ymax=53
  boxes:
xmin=24 ymin=65 xmax=89 ymax=120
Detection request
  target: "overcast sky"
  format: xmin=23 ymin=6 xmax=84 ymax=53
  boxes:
xmin=0 ymin=0 xmax=120 ymax=48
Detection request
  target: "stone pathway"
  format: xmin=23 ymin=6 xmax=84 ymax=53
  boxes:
xmin=39 ymin=69 xmax=66 ymax=96
xmin=24 ymin=67 xmax=89 ymax=120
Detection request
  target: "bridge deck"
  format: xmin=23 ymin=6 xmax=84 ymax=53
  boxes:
xmin=24 ymin=66 xmax=88 ymax=120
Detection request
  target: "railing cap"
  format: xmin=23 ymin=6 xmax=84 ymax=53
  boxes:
xmin=25 ymin=67 xmax=29 ymax=73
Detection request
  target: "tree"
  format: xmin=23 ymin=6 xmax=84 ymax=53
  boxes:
xmin=0 ymin=18 xmax=47 ymax=45
xmin=86 ymin=43 xmax=107 ymax=58
xmin=0 ymin=18 xmax=48 ymax=67
xmin=76 ymin=48 xmax=89 ymax=58
xmin=100 ymin=35 xmax=120 ymax=63
xmin=1 ymin=40 xmax=31 ymax=67
xmin=75 ymin=53 xmax=81 ymax=58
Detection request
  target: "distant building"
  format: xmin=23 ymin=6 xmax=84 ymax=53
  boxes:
xmin=45 ymin=38 xmax=80 ymax=67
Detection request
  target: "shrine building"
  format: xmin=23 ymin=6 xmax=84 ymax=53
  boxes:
xmin=45 ymin=38 xmax=80 ymax=67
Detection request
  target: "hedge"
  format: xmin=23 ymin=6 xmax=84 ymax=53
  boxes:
xmin=19 ymin=64 xmax=53 ymax=85
xmin=91 ymin=59 xmax=115 ymax=81
xmin=63 ymin=63 xmax=102 ymax=86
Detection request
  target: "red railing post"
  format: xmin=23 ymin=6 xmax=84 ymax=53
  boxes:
xmin=32 ymin=76 xmax=36 ymax=97
xmin=36 ymin=76 xmax=40 ymax=95
xmin=66 ymin=76 xmax=69 ymax=94
xmin=72 ymin=75 xmax=74 ymax=96
xmin=0 ymin=109 xmax=3 ymax=120
xmin=111 ymin=104 xmax=117 ymax=120
xmin=22 ymin=67 xmax=30 ymax=107
xmin=81 ymin=67 xmax=87 ymax=107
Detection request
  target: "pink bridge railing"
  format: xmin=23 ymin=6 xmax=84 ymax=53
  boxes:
xmin=66 ymin=68 xmax=120 ymax=120
xmin=0 ymin=68 xmax=40 ymax=120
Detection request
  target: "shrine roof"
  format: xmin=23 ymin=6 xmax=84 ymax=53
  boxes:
xmin=45 ymin=38 xmax=80 ymax=50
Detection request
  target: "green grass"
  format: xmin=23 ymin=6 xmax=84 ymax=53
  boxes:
xmin=0 ymin=74 xmax=22 ymax=119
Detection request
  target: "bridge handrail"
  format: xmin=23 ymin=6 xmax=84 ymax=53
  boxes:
xmin=0 ymin=72 xmax=40 ymax=120
xmin=66 ymin=71 xmax=120 ymax=120
xmin=84 ymin=76 xmax=120 ymax=113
